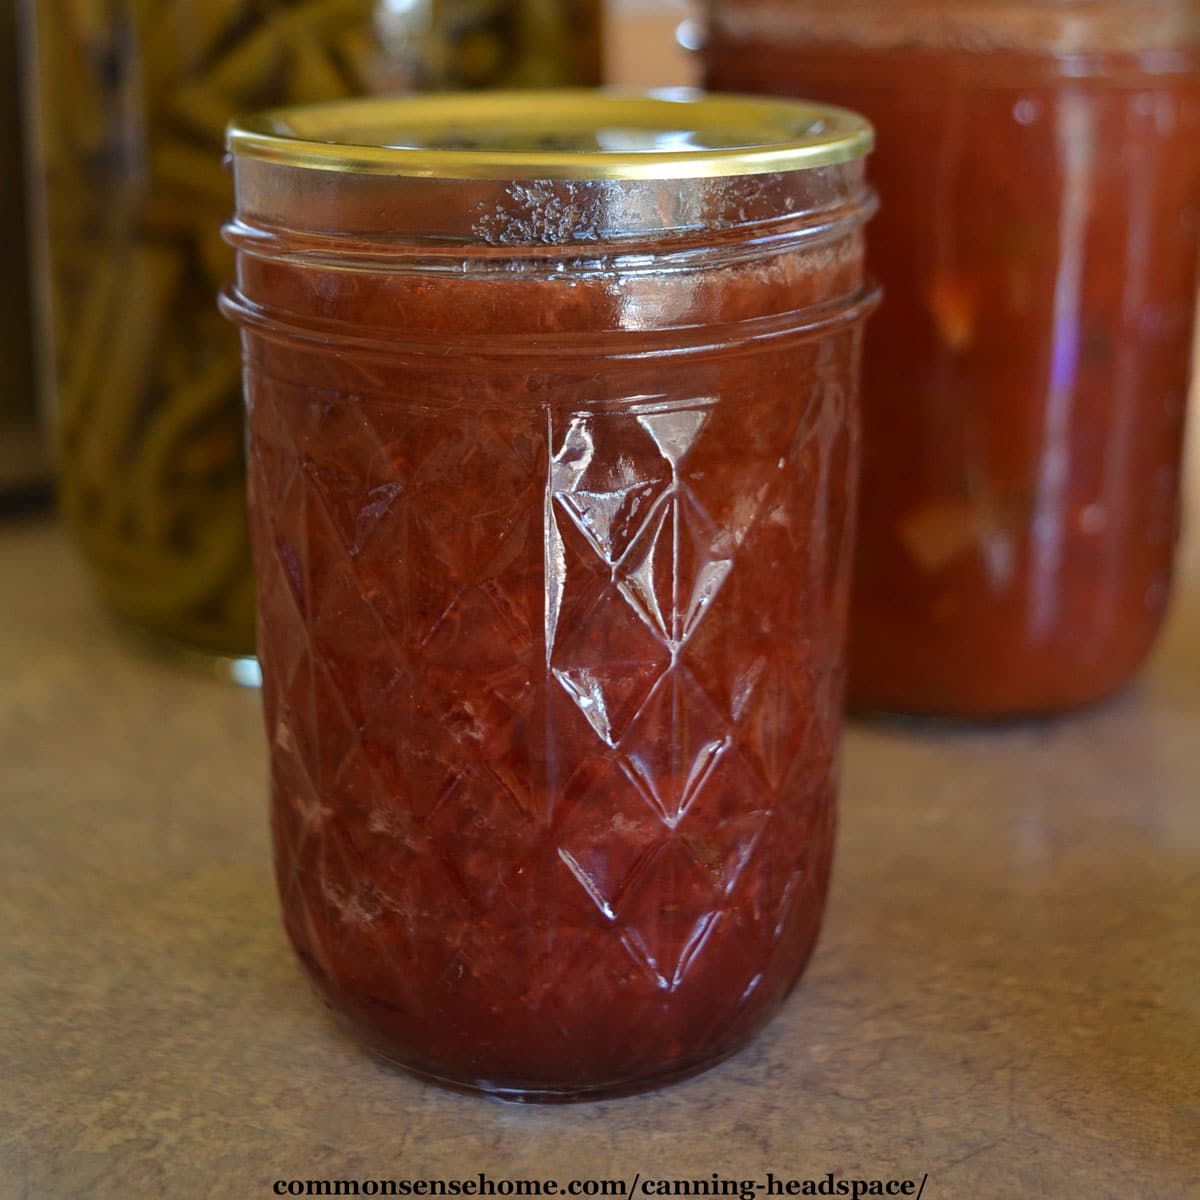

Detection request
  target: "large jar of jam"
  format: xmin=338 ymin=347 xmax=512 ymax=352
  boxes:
xmin=706 ymin=0 xmax=1200 ymax=716
xmin=222 ymin=92 xmax=877 ymax=1099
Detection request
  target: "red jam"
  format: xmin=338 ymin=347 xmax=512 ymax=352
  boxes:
xmin=707 ymin=1 xmax=1200 ymax=716
xmin=223 ymin=94 xmax=877 ymax=1098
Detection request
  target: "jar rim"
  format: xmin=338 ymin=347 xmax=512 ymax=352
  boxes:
xmin=226 ymin=88 xmax=874 ymax=181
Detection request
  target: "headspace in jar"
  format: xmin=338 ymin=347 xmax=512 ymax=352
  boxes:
xmin=222 ymin=91 xmax=877 ymax=1099
xmin=707 ymin=0 xmax=1200 ymax=716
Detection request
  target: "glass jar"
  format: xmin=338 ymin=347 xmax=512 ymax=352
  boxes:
xmin=375 ymin=0 xmax=604 ymax=90
xmin=1 ymin=0 xmax=47 ymax=506
xmin=222 ymin=92 xmax=877 ymax=1099
xmin=19 ymin=0 xmax=380 ymax=659
xmin=706 ymin=0 xmax=1200 ymax=716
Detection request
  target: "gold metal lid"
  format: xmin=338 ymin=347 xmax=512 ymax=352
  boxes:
xmin=226 ymin=89 xmax=873 ymax=180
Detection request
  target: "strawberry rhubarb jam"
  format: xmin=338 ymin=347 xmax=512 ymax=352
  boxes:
xmin=223 ymin=92 xmax=876 ymax=1099
xmin=708 ymin=0 xmax=1200 ymax=716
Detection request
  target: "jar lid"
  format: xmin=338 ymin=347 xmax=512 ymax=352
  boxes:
xmin=226 ymin=88 xmax=873 ymax=180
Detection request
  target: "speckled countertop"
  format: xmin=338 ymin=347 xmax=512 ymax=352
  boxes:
xmin=2 ymin=505 xmax=1198 ymax=1199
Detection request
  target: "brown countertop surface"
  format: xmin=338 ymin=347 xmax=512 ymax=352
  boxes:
xmin=2 ymin=512 xmax=1198 ymax=1200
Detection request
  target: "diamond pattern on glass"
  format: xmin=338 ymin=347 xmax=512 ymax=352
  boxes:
xmin=614 ymin=838 xmax=723 ymax=990
xmin=546 ymin=413 xmax=672 ymax=648
xmin=544 ymin=397 xmax=805 ymax=982
xmin=617 ymin=491 xmax=733 ymax=649
xmin=550 ymin=584 xmax=669 ymax=748
xmin=250 ymin=341 xmax=851 ymax=1039
xmin=617 ymin=667 xmax=732 ymax=828
xmin=552 ymin=755 xmax=667 ymax=920
xmin=734 ymin=654 xmax=820 ymax=793
xmin=556 ymin=478 xmax=666 ymax=568
xmin=637 ymin=408 xmax=709 ymax=468
xmin=423 ymin=765 xmax=535 ymax=914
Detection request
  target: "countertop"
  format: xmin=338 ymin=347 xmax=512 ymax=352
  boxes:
xmin=2 ymin=508 xmax=1198 ymax=1198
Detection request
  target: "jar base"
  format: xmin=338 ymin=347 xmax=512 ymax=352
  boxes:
xmin=357 ymin=1035 xmax=749 ymax=1105
xmin=846 ymin=678 xmax=1140 ymax=725
xmin=846 ymin=617 xmax=1166 ymax=723
xmin=110 ymin=611 xmax=261 ymax=688
xmin=297 ymin=947 xmax=812 ymax=1104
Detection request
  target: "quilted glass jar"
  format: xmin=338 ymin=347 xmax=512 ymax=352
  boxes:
xmin=222 ymin=92 xmax=877 ymax=1100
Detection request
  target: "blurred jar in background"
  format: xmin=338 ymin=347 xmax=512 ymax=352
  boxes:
xmin=706 ymin=0 xmax=1200 ymax=717
xmin=20 ymin=0 xmax=391 ymax=661
xmin=1 ymin=0 xmax=48 ymax=507
xmin=376 ymin=0 xmax=603 ymax=88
